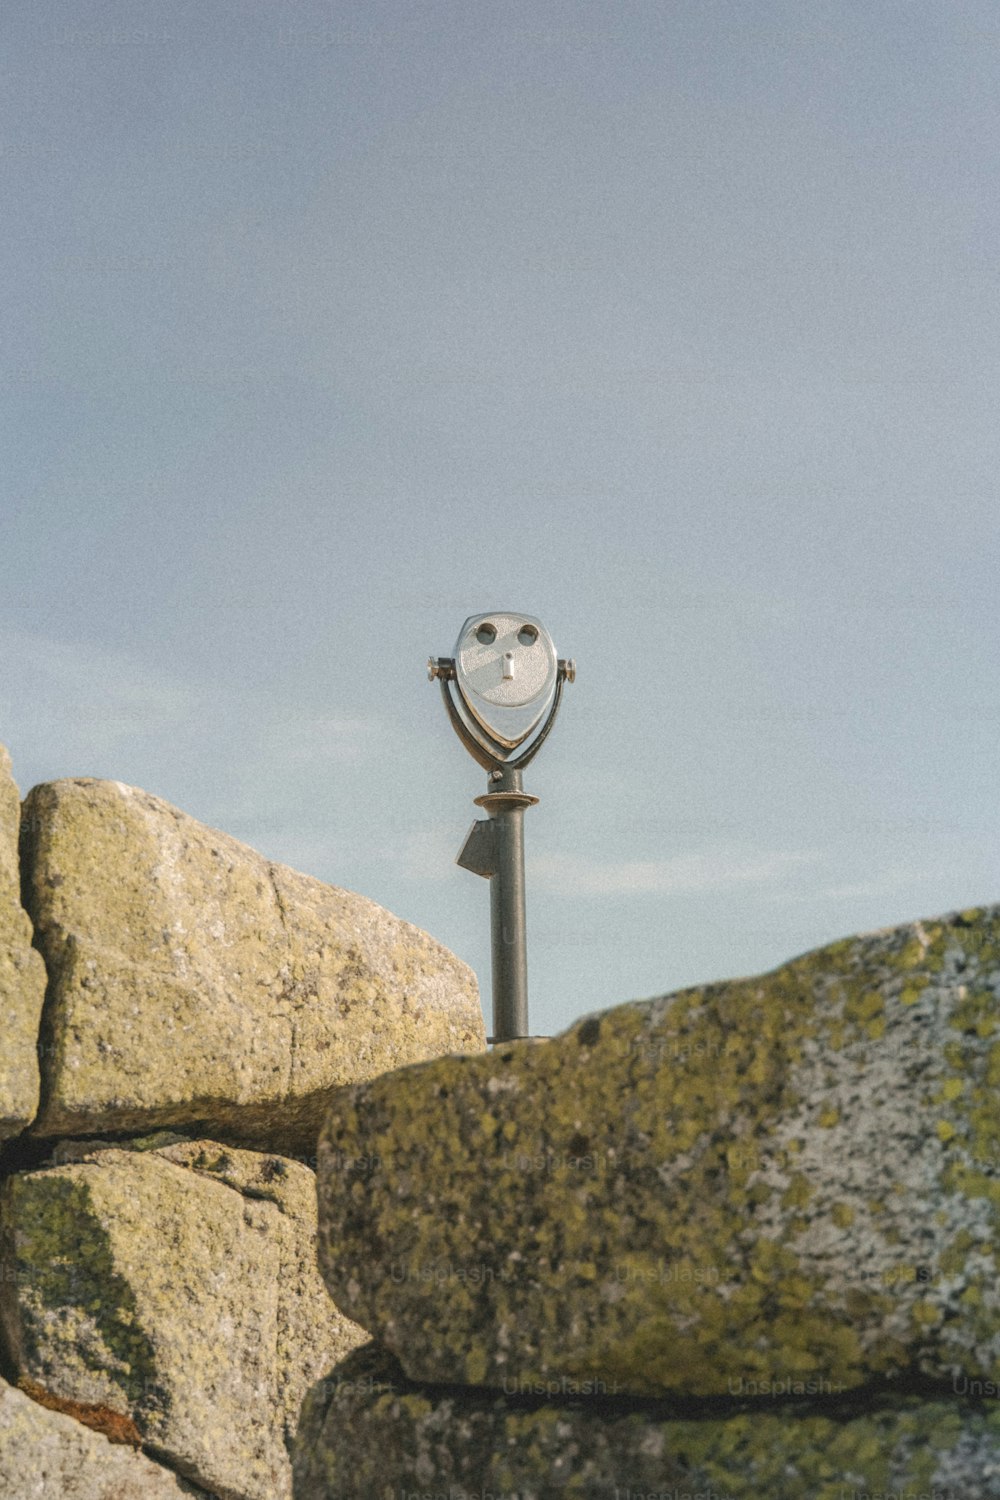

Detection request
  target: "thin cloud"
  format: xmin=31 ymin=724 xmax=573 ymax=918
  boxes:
xmin=272 ymin=709 xmax=381 ymax=767
xmin=0 ymin=626 xmax=201 ymax=755
xmin=760 ymin=863 xmax=964 ymax=906
xmin=823 ymin=875 xmax=921 ymax=901
xmin=0 ymin=627 xmax=381 ymax=800
xmin=206 ymin=707 xmax=384 ymax=830
xmin=391 ymin=825 xmax=472 ymax=884
xmin=531 ymin=849 xmax=818 ymax=898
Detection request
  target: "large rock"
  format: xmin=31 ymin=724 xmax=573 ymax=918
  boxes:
xmin=0 ymin=745 xmax=49 ymax=1142
xmin=293 ymin=1342 xmax=1000 ymax=1500
xmin=0 ymin=1135 xmax=367 ymax=1500
xmin=21 ymin=778 xmax=484 ymax=1153
xmin=0 ymin=1373 xmax=208 ymax=1498
xmin=0 ymin=1372 xmax=208 ymax=1498
xmin=317 ymin=905 xmax=1000 ymax=1398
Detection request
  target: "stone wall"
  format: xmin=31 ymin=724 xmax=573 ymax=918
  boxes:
xmin=0 ymin=749 xmax=485 ymax=1499
xmin=302 ymin=902 xmax=1000 ymax=1498
xmin=4 ymin=739 xmax=1000 ymax=1497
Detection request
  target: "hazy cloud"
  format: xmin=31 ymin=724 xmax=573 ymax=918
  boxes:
xmin=0 ymin=627 xmax=202 ymax=758
xmin=391 ymin=824 xmax=472 ymax=884
xmin=531 ymin=849 xmax=818 ymax=898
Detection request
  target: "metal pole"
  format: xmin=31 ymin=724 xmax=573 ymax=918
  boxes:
xmin=469 ymin=764 xmax=538 ymax=1043
xmin=433 ymin=619 xmax=573 ymax=1044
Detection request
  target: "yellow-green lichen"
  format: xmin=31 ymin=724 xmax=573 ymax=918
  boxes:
xmin=316 ymin=903 xmax=1000 ymax=1400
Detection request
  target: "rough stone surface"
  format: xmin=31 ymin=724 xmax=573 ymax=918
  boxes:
xmin=0 ymin=745 xmax=49 ymax=1142
xmin=21 ymin=778 xmax=485 ymax=1152
xmin=317 ymin=904 xmax=1000 ymax=1398
xmin=0 ymin=1373 xmax=208 ymax=1498
xmin=0 ymin=1135 xmax=367 ymax=1500
xmin=293 ymin=1342 xmax=1000 ymax=1500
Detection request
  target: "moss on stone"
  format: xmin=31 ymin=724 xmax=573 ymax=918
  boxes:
xmin=316 ymin=903 xmax=1000 ymax=1399
xmin=0 ymin=744 xmax=48 ymax=1142
xmin=19 ymin=777 xmax=486 ymax=1154
xmin=0 ymin=1140 xmax=367 ymax=1500
xmin=293 ymin=1343 xmax=1000 ymax=1499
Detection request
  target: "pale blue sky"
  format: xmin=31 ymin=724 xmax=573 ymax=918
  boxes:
xmin=2 ymin=0 xmax=998 ymax=1035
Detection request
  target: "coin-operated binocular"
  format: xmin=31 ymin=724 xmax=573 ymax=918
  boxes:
xmin=428 ymin=613 xmax=575 ymax=1043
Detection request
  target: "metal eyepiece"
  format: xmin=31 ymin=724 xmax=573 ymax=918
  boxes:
xmin=432 ymin=612 xmax=571 ymax=771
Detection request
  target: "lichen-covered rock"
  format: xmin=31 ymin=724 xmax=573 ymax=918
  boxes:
xmin=317 ymin=904 xmax=1000 ymax=1398
xmin=0 ymin=1136 xmax=367 ymax=1500
xmin=21 ymin=778 xmax=484 ymax=1152
xmin=0 ymin=1374 xmax=209 ymax=1498
xmin=0 ymin=745 xmax=49 ymax=1142
xmin=292 ymin=1342 xmax=1000 ymax=1500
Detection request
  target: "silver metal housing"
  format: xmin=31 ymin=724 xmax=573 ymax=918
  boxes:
xmin=453 ymin=612 xmax=559 ymax=751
